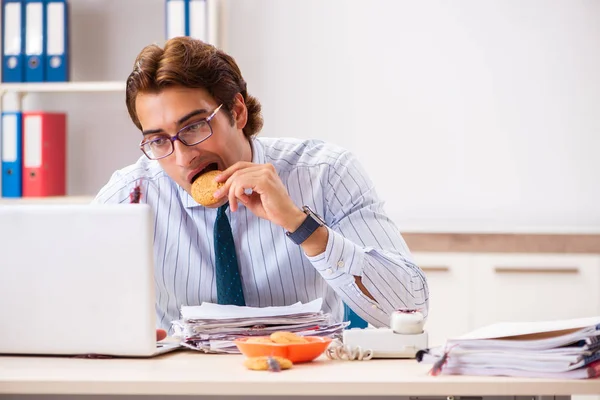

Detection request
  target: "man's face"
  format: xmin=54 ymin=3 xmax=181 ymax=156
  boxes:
xmin=135 ymin=86 xmax=250 ymax=201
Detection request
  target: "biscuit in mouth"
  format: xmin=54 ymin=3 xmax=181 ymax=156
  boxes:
xmin=190 ymin=163 xmax=219 ymax=183
xmin=191 ymin=166 xmax=223 ymax=206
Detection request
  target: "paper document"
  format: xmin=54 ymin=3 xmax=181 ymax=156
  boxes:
xmin=181 ymin=298 xmax=323 ymax=320
xmin=435 ymin=360 xmax=600 ymax=379
xmin=173 ymin=298 xmax=348 ymax=354
xmin=454 ymin=316 xmax=600 ymax=341
xmin=417 ymin=315 xmax=600 ymax=379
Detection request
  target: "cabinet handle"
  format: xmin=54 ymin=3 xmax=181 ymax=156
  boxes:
xmin=494 ymin=266 xmax=579 ymax=274
xmin=421 ymin=266 xmax=450 ymax=272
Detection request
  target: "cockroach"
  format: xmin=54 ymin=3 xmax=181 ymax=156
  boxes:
xmin=267 ymin=356 xmax=281 ymax=372
xmin=429 ymin=344 xmax=457 ymax=376
xmin=129 ymin=181 xmax=143 ymax=204
xmin=396 ymin=308 xmax=420 ymax=314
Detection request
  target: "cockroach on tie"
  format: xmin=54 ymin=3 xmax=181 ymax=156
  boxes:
xmin=429 ymin=344 xmax=457 ymax=376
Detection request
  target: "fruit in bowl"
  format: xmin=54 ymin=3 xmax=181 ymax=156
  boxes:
xmin=234 ymin=331 xmax=332 ymax=364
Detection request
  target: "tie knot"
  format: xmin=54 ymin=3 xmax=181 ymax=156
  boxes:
xmin=217 ymin=203 xmax=229 ymax=217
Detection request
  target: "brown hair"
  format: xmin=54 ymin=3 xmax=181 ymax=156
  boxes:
xmin=125 ymin=37 xmax=263 ymax=139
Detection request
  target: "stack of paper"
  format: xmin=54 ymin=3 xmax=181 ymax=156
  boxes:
xmin=417 ymin=316 xmax=600 ymax=379
xmin=171 ymin=298 xmax=349 ymax=354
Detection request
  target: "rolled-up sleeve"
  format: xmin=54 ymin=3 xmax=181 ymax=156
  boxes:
xmin=306 ymin=151 xmax=429 ymax=327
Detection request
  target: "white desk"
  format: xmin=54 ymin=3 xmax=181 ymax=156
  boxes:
xmin=1 ymin=351 xmax=599 ymax=398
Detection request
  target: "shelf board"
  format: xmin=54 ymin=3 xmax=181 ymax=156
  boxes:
xmin=0 ymin=81 xmax=125 ymax=94
xmin=0 ymin=196 xmax=95 ymax=205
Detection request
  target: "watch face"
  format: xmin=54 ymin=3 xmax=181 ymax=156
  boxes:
xmin=303 ymin=205 xmax=326 ymax=226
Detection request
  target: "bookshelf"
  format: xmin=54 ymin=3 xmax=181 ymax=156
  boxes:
xmin=0 ymin=81 xmax=125 ymax=95
xmin=0 ymin=196 xmax=94 ymax=205
xmin=0 ymin=0 xmax=223 ymax=202
xmin=0 ymin=81 xmax=126 ymax=203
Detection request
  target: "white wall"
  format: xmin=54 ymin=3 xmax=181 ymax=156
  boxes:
xmin=20 ymin=0 xmax=600 ymax=231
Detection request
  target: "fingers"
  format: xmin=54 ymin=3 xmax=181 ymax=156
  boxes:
xmin=214 ymin=163 xmax=277 ymax=211
xmin=228 ymin=170 xmax=266 ymax=212
xmin=214 ymin=161 xmax=254 ymax=183
xmin=157 ymin=329 xmax=167 ymax=342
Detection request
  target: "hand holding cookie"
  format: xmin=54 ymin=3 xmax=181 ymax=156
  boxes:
xmin=212 ymin=162 xmax=306 ymax=232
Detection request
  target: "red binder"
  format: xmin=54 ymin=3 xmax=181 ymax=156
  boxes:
xmin=22 ymin=112 xmax=67 ymax=197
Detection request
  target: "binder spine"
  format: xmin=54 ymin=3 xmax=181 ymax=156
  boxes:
xmin=24 ymin=0 xmax=46 ymax=82
xmin=2 ymin=0 xmax=25 ymax=82
xmin=188 ymin=0 xmax=207 ymax=42
xmin=184 ymin=0 xmax=190 ymax=36
xmin=166 ymin=0 xmax=188 ymax=39
xmin=1 ymin=111 xmax=23 ymax=198
xmin=45 ymin=0 xmax=68 ymax=82
xmin=22 ymin=112 xmax=67 ymax=197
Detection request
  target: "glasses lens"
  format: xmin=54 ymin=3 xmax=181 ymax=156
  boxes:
xmin=142 ymin=137 xmax=172 ymax=160
xmin=179 ymin=120 xmax=212 ymax=145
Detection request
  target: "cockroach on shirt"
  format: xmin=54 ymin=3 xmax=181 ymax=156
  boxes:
xmin=129 ymin=180 xmax=143 ymax=204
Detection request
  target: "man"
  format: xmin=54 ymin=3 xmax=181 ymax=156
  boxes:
xmin=93 ymin=37 xmax=429 ymax=336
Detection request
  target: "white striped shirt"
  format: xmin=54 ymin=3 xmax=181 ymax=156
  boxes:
xmin=93 ymin=137 xmax=429 ymax=331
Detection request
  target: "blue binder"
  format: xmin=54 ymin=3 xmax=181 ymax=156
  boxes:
xmin=24 ymin=0 xmax=46 ymax=82
xmin=165 ymin=0 xmax=189 ymax=39
xmin=45 ymin=0 xmax=68 ymax=82
xmin=1 ymin=0 xmax=25 ymax=82
xmin=1 ymin=111 xmax=23 ymax=198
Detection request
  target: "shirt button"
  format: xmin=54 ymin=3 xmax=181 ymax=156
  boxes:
xmin=337 ymin=260 xmax=344 ymax=268
xmin=371 ymin=304 xmax=378 ymax=310
xmin=326 ymin=268 xmax=333 ymax=275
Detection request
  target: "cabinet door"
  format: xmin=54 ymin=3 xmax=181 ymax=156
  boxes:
xmin=471 ymin=254 xmax=600 ymax=329
xmin=412 ymin=252 xmax=472 ymax=347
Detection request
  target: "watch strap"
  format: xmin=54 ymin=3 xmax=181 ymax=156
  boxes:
xmin=286 ymin=212 xmax=322 ymax=245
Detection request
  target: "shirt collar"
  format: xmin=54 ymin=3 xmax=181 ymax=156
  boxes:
xmin=250 ymin=136 xmax=265 ymax=164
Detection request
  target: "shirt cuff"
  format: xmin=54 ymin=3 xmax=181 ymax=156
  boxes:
xmin=305 ymin=227 xmax=366 ymax=284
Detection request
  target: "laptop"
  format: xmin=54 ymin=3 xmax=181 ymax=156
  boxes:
xmin=0 ymin=203 xmax=180 ymax=357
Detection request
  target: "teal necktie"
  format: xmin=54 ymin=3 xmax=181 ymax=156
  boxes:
xmin=344 ymin=303 xmax=368 ymax=329
xmin=214 ymin=203 xmax=245 ymax=306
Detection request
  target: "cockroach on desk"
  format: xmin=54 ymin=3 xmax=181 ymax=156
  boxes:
xmin=267 ymin=356 xmax=281 ymax=372
xmin=429 ymin=344 xmax=457 ymax=376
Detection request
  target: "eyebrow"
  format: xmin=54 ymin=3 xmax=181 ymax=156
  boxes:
xmin=141 ymin=108 xmax=209 ymax=136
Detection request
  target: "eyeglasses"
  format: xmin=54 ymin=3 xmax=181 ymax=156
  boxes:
xmin=139 ymin=104 xmax=223 ymax=160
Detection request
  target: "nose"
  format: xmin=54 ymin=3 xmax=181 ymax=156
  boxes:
xmin=173 ymin=140 xmax=197 ymax=167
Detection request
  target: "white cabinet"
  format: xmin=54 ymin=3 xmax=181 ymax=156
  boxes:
xmin=412 ymin=252 xmax=473 ymax=347
xmin=471 ymin=254 xmax=600 ymax=329
xmin=412 ymin=251 xmax=600 ymax=344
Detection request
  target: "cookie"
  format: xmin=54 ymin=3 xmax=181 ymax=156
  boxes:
xmin=246 ymin=337 xmax=274 ymax=344
xmin=244 ymin=356 xmax=293 ymax=371
xmin=191 ymin=170 xmax=224 ymax=206
xmin=269 ymin=331 xmax=308 ymax=344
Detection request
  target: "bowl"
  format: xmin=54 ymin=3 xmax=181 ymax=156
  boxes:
xmin=234 ymin=336 xmax=332 ymax=363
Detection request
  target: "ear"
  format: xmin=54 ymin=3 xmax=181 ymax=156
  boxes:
xmin=231 ymin=93 xmax=248 ymax=130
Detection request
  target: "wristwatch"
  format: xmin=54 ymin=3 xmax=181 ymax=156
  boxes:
xmin=286 ymin=206 xmax=326 ymax=245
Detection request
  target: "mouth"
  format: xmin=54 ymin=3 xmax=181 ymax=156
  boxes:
xmin=190 ymin=162 xmax=219 ymax=183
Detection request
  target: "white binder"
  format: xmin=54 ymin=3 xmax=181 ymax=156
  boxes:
xmin=166 ymin=0 xmax=187 ymax=39
xmin=188 ymin=0 xmax=207 ymax=42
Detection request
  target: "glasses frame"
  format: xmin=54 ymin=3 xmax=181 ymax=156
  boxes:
xmin=139 ymin=104 xmax=223 ymax=160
